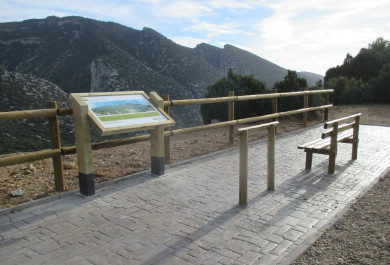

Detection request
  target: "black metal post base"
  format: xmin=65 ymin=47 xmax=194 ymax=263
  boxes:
xmin=151 ymin=156 xmax=165 ymax=176
xmin=79 ymin=172 xmax=95 ymax=196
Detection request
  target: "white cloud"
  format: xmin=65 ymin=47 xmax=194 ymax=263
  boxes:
xmin=158 ymin=1 xmax=212 ymax=20
xmin=248 ymin=0 xmax=390 ymax=75
xmin=208 ymin=0 xmax=258 ymax=10
xmin=136 ymin=0 xmax=162 ymax=3
xmin=185 ymin=21 xmax=253 ymax=38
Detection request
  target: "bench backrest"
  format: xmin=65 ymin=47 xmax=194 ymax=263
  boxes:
xmin=324 ymin=113 xmax=362 ymax=129
xmin=322 ymin=113 xmax=361 ymax=139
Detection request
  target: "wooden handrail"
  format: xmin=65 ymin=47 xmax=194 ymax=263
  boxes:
xmin=58 ymin=108 xmax=73 ymax=116
xmin=0 ymin=109 xmax=57 ymax=121
xmin=165 ymin=89 xmax=334 ymax=106
xmin=236 ymin=105 xmax=333 ymax=125
xmin=238 ymin=121 xmax=279 ymax=133
xmin=0 ymin=149 xmax=61 ymax=167
xmin=61 ymin=134 xmax=152 ymax=155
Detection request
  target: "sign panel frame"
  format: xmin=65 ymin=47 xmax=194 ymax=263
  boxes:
xmin=70 ymin=91 xmax=175 ymax=136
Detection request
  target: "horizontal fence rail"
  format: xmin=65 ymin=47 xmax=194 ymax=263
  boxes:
xmin=0 ymin=88 xmax=334 ymax=193
xmin=0 ymin=149 xmax=61 ymax=167
xmin=165 ymin=105 xmax=332 ymax=137
xmin=0 ymin=108 xmax=73 ymax=121
xmin=61 ymin=134 xmax=152 ymax=156
xmin=0 ymin=109 xmax=57 ymax=121
xmin=164 ymin=89 xmax=333 ymax=106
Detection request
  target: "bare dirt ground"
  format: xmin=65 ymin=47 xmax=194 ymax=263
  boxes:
xmin=293 ymin=170 xmax=390 ymax=265
xmin=1 ymin=104 xmax=390 ymax=263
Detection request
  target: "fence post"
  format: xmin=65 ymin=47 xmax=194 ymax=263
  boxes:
xmin=228 ymin=91 xmax=235 ymax=145
xmin=267 ymin=124 xmax=276 ymax=190
xmin=324 ymin=93 xmax=330 ymax=121
xmin=239 ymin=130 xmax=248 ymax=205
xmin=47 ymin=101 xmax=66 ymax=191
xmin=272 ymin=89 xmax=278 ymax=134
xmin=162 ymin=94 xmax=171 ymax=163
xmin=303 ymin=87 xmax=309 ymax=127
xmin=150 ymin=92 xmax=165 ymax=175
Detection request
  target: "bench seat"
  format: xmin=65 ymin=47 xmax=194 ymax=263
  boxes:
xmin=298 ymin=131 xmax=353 ymax=152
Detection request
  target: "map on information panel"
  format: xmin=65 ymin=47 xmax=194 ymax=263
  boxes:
xmin=71 ymin=91 xmax=174 ymax=136
xmin=84 ymin=94 xmax=167 ymax=128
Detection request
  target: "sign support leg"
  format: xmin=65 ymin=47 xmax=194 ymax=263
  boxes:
xmin=71 ymin=99 xmax=95 ymax=196
xmin=150 ymin=92 xmax=165 ymax=176
xmin=151 ymin=127 xmax=165 ymax=175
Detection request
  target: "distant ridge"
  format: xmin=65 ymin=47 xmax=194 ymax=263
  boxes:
xmin=0 ymin=16 xmax=323 ymax=128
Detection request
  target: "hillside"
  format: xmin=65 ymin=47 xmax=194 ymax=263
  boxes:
xmin=0 ymin=16 xmax=323 ymax=130
xmin=0 ymin=70 xmax=74 ymax=154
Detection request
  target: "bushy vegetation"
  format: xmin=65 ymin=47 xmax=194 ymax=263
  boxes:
xmin=201 ymin=69 xmax=327 ymax=124
xmin=272 ymin=70 xmax=325 ymax=111
xmin=325 ymin=38 xmax=390 ymax=104
xmin=273 ymin=70 xmax=308 ymax=111
xmin=201 ymin=70 xmax=271 ymax=124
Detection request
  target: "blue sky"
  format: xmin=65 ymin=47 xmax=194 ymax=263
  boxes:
xmin=1 ymin=0 xmax=390 ymax=75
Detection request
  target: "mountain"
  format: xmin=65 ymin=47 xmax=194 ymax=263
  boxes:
xmin=298 ymin=72 xmax=324 ymax=85
xmin=194 ymin=43 xmax=323 ymax=88
xmin=0 ymin=69 xmax=74 ymax=154
xmin=0 ymin=16 xmax=323 ymax=130
xmin=194 ymin=43 xmax=286 ymax=88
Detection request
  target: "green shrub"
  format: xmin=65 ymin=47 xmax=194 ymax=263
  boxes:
xmin=201 ymin=70 xmax=271 ymax=124
xmin=272 ymin=70 xmax=308 ymax=111
xmin=326 ymin=77 xmax=372 ymax=104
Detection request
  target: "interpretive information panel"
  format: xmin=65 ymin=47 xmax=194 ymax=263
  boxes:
xmin=84 ymin=94 xmax=167 ymax=128
xmin=70 ymin=91 xmax=174 ymax=136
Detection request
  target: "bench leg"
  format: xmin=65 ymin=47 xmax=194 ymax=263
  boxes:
xmin=352 ymin=141 xmax=358 ymax=160
xmin=352 ymin=116 xmax=360 ymax=160
xmin=328 ymin=154 xmax=336 ymax=174
xmin=305 ymin=151 xmax=313 ymax=170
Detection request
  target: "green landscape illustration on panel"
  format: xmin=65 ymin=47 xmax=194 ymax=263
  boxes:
xmin=90 ymin=100 xmax=159 ymax=122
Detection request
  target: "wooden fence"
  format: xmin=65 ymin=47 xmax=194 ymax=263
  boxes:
xmin=0 ymin=89 xmax=333 ymax=192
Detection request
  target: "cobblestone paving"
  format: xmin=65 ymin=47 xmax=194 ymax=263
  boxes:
xmin=1 ymin=125 xmax=389 ymax=265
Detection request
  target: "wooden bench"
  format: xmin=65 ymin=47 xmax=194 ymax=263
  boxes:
xmin=298 ymin=113 xmax=361 ymax=174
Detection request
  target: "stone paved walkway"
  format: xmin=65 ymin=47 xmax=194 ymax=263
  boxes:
xmin=1 ymin=124 xmax=390 ymax=265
